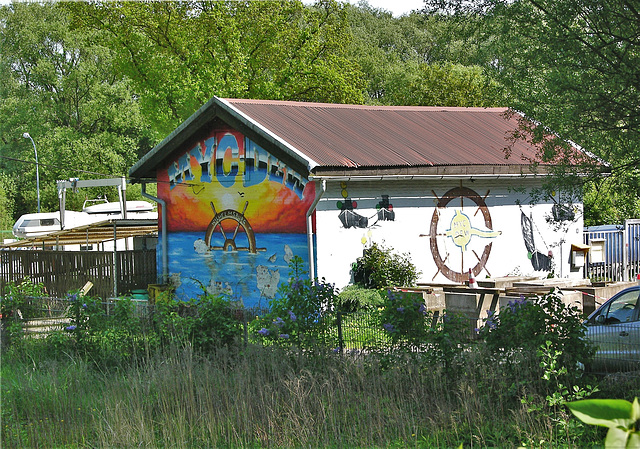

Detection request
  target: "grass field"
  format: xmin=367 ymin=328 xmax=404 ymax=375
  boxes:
xmin=3 ymin=338 xmax=637 ymax=448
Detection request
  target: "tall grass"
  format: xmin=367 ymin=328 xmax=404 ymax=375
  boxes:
xmin=2 ymin=339 xmax=627 ymax=448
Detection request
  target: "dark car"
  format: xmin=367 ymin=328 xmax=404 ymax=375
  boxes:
xmin=584 ymin=285 xmax=640 ymax=370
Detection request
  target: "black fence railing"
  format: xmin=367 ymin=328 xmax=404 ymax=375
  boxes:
xmin=3 ymin=298 xmax=638 ymax=373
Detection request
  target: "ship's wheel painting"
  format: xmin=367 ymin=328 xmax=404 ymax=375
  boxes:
xmin=429 ymin=186 xmax=501 ymax=282
xmin=205 ymin=201 xmax=265 ymax=253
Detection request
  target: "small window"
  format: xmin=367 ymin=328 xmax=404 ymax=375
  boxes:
xmin=40 ymin=218 xmax=56 ymax=226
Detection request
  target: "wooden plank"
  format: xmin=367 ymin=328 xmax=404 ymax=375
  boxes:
xmin=0 ymin=249 xmax=156 ymax=298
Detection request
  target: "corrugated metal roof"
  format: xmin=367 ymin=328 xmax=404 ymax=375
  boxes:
xmin=223 ymin=99 xmax=543 ymax=169
xmin=0 ymin=219 xmax=157 ymax=249
xmin=129 ymin=97 xmax=582 ymax=181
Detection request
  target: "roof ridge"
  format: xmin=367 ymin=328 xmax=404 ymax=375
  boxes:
xmin=223 ymin=98 xmax=507 ymax=112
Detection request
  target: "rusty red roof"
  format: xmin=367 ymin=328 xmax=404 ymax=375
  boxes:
xmin=130 ymin=97 xmax=589 ymax=181
xmin=223 ymin=98 xmax=545 ymax=169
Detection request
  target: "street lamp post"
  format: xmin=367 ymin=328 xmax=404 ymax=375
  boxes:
xmin=23 ymin=132 xmax=40 ymax=213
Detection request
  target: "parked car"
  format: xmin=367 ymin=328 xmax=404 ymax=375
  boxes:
xmin=584 ymin=285 xmax=640 ymax=371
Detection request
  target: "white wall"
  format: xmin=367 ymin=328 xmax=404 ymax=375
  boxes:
xmin=315 ymin=178 xmax=584 ymax=289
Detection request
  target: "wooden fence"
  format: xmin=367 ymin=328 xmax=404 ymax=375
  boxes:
xmin=0 ymin=249 xmax=157 ymax=299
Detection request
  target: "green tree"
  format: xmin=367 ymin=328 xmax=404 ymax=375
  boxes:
xmin=68 ymin=0 xmax=365 ymax=135
xmin=424 ymin=0 xmax=640 ymax=224
xmin=0 ymin=2 xmax=156 ymax=218
xmin=389 ymin=61 xmax=503 ymax=106
xmin=346 ymin=2 xmax=504 ymax=106
xmin=0 ymin=173 xmax=15 ymax=234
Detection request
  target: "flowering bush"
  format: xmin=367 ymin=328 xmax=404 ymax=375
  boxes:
xmin=378 ymin=289 xmax=469 ymax=362
xmin=65 ymin=291 xmax=104 ymax=343
xmin=379 ymin=289 xmax=429 ymax=348
xmin=252 ymin=256 xmax=337 ymax=349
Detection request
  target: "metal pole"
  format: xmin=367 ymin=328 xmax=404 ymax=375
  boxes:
xmin=113 ymin=222 xmax=118 ymax=297
xmin=23 ymin=133 xmax=40 ymax=213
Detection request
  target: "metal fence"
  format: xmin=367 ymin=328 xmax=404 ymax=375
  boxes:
xmin=584 ymin=219 xmax=640 ymax=283
xmin=5 ymin=299 xmax=476 ymax=351
xmin=0 ymin=249 xmax=157 ymax=298
xmin=5 ymin=299 xmax=637 ymax=373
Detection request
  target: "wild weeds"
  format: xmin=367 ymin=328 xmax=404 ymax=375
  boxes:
xmin=0 ymin=276 xmax=621 ymax=448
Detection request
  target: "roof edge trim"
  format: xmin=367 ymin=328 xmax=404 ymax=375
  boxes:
xmin=218 ymin=97 xmax=318 ymax=171
xmin=310 ymin=173 xmax=545 ymax=182
xmin=129 ymin=97 xmax=220 ymax=179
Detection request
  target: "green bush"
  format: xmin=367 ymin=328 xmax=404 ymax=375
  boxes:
xmin=351 ymin=242 xmax=420 ymax=289
xmin=379 ymin=289 xmax=430 ymax=348
xmin=336 ymin=285 xmax=384 ymax=312
xmin=378 ymin=289 xmax=470 ymax=370
xmin=189 ymin=293 xmax=244 ymax=350
xmin=0 ymin=277 xmax=44 ymax=320
xmin=64 ymin=291 xmax=105 ymax=345
xmin=252 ymin=256 xmax=338 ymax=349
xmin=152 ymin=291 xmax=243 ymax=351
xmin=1 ymin=277 xmax=46 ymax=347
xmin=478 ymin=290 xmax=595 ymax=385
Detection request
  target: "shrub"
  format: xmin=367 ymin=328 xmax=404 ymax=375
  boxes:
xmin=379 ymin=289 xmax=430 ymax=348
xmin=252 ymin=256 xmax=337 ymax=349
xmin=0 ymin=277 xmax=44 ymax=320
xmin=64 ymin=291 xmax=104 ymax=344
xmin=478 ymin=289 xmax=595 ymax=385
xmin=189 ymin=293 xmax=244 ymax=350
xmin=378 ymin=289 xmax=470 ymax=370
xmin=335 ymin=285 xmax=384 ymax=312
xmin=0 ymin=277 xmax=45 ymax=347
xmin=152 ymin=290 xmax=243 ymax=351
xmin=351 ymin=242 xmax=420 ymax=289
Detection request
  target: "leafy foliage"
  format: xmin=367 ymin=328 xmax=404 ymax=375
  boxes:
xmin=378 ymin=289 xmax=430 ymax=348
xmin=252 ymin=256 xmax=337 ymax=349
xmin=152 ymin=290 xmax=244 ymax=351
xmin=0 ymin=277 xmax=45 ymax=345
xmin=0 ymin=173 xmax=15 ymax=232
xmin=351 ymin=242 xmax=420 ymax=289
xmin=425 ymin=0 xmax=640 ymax=223
xmin=335 ymin=284 xmax=385 ymax=312
xmin=567 ymin=397 xmax=640 ymax=448
xmin=388 ymin=61 xmax=505 ymax=107
xmin=479 ymin=290 xmax=595 ymax=383
xmin=0 ymin=277 xmax=44 ymax=320
xmin=0 ymin=2 xmax=157 ymax=218
xmin=67 ymin=0 xmax=365 ymax=135
xmin=378 ymin=289 xmax=469 ymax=369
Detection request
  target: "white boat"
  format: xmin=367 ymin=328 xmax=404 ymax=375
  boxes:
xmin=82 ymin=198 xmax=155 ymax=215
xmin=12 ymin=199 xmax=157 ymax=239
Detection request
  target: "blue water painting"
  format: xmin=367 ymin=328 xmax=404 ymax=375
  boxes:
xmin=157 ymin=232 xmax=310 ymax=309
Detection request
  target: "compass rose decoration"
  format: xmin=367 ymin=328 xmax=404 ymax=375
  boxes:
xmin=428 ymin=186 xmax=502 ymax=283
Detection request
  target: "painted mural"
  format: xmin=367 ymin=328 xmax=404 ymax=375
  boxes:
xmin=428 ymin=186 xmax=502 ymax=282
xmin=157 ymin=129 xmax=315 ymax=309
xmin=521 ymin=211 xmax=553 ymax=271
xmin=337 ymin=181 xmax=395 ymax=228
xmin=519 ymin=200 xmax=579 ymax=274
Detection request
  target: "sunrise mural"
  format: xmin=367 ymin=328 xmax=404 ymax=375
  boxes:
xmin=157 ymin=128 xmax=315 ymax=309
